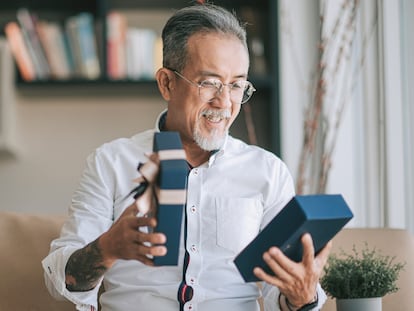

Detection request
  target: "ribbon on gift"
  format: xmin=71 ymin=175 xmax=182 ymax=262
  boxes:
xmin=158 ymin=149 xmax=187 ymax=161
xmin=127 ymin=153 xmax=188 ymax=214
xmin=155 ymin=187 xmax=187 ymax=205
xmin=137 ymin=159 xmax=159 ymax=184
xmin=154 ymin=148 xmax=187 ymax=205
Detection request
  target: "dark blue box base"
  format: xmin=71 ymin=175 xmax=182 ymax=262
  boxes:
xmin=234 ymin=194 xmax=353 ymax=282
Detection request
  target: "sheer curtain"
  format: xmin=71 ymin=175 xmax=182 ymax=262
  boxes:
xmin=279 ymin=0 xmax=413 ymax=233
xmin=400 ymin=0 xmax=414 ymax=234
xmin=381 ymin=0 xmax=414 ymax=233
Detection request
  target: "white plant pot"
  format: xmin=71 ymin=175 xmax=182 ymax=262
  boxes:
xmin=336 ymin=297 xmax=382 ymax=311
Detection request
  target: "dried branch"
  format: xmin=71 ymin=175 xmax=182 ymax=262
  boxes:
xmin=296 ymin=0 xmax=364 ymax=194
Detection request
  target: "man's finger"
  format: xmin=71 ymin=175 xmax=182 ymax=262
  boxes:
xmin=120 ymin=201 xmax=139 ymax=218
xmin=301 ymin=233 xmax=315 ymax=267
xmin=263 ymin=247 xmax=294 ymax=281
xmin=315 ymin=240 xmax=333 ymax=271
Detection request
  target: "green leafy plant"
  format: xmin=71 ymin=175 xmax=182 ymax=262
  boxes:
xmin=321 ymin=244 xmax=405 ymax=299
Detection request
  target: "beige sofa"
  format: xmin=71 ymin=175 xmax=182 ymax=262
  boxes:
xmin=1 ymin=211 xmax=413 ymax=311
xmin=0 ymin=211 xmax=73 ymax=311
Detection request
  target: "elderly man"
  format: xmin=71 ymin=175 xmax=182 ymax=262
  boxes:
xmin=43 ymin=3 xmax=330 ymax=311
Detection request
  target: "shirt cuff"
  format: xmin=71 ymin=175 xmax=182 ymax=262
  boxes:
xmin=278 ymin=283 xmax=326 ymax=311
xmin=42 ymin=247 xmax=101 ymax=311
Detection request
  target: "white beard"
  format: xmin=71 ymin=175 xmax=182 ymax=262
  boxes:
xmin=194 ymin=127 xmax=226 ymax=151
xmin=193 ymin=109 xmax=230 ymax=151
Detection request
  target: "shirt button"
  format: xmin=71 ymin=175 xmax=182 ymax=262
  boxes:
xmin=190 ymin=245 xmax=197 ymax=252
xmin=189 ymin=277 xmax=196 ymax=284
xmin=190 ymin=205 xmax=197 ymax=213
xmin=193 ymin=169 xmax=198 ymax=175
xmin=188 ymin=304 xmax=193 ymax=310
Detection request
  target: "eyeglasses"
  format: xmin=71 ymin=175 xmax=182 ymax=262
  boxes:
xmin=172 ymin=70 xmax=256 ymax=104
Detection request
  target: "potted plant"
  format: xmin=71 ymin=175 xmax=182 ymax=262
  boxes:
xmin=320 ymin=244 xmax=405 ymax=311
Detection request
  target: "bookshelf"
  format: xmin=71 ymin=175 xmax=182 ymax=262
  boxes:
xmin=0 ymin=0 xmax=280 ymax=154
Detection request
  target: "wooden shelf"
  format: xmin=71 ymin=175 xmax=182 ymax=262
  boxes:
xmin=0 ymin=1 xmax=97 ymax=12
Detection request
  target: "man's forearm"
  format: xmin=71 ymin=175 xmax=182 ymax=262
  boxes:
xmin=65 ymin=238 xmax=108 ymax=292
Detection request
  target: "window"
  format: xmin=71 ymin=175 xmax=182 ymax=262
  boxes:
xmin=279 ymin=0 xmax=413 ymax=233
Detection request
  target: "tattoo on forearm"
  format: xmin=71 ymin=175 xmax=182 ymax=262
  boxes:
xmin=65 ymin=238 xmax=108 ymax=292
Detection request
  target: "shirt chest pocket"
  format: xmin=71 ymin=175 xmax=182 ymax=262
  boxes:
xmin=215 ymin=196 xmax=263 ymax=254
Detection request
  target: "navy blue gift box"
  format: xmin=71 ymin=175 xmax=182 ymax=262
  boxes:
xmin=234 ymin=194 xmax=354 ymax=282
xmin=153 ymin=132 xmax=188 ymax=266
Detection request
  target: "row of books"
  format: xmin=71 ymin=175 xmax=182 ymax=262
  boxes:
xmin=106 ymin=11 xmax=162 ymax=81
xmin=3 ymin=9 xmax=162 ymax=82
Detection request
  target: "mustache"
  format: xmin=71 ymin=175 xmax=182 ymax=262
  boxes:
xmin=200 ymin=109 xmax=231 ymax=119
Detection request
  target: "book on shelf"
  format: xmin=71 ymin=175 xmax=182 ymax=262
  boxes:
xmin=65 ymin=12 xmax=100 ymax=80
xmin=126 ymin=27 xmax=158 ymax=80
xmin=16 ymin=8 xmax=51 ymax=80
xmin=106 ymin=11 xmax=127 ymax=80
xmin=94 ymin=18 xmax=105 ymax=78
xmin=65 ymin=15 xmax=83 ymax=79
xmin=76 ymin=12 xmax=100 ymax=79
xmin=107 ymin=11 xmax=161 ymax=81
xmin=4 ymin=22 xmax=36 ymax=82
xmin=36 ymin=21 xmax=73 ymax=80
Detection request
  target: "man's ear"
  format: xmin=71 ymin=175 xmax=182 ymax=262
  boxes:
xmin=156 ymin=68 xmax=174 ymax=101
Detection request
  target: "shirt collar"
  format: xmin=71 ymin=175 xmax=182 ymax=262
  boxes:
xmin=155 ymin=109 xmax=168 ymax=132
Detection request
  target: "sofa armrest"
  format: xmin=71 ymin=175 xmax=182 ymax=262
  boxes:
xmin=0 ymin=211 xmax=74 ymax=311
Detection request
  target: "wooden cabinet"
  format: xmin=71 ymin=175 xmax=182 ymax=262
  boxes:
xmin=0 ymin=0 xmax=280 ymax=153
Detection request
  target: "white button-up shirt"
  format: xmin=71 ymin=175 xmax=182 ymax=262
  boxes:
xmin=42 ymin=112 xmax=326 ymax=311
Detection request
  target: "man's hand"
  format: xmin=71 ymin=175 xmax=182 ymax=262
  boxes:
xmin=99 ymin=151 xmax=165 ymax=267
xmin=99 ymin=202 xmax=167 ymax=267
xmin=65 ymin=154 xmax=165 ymax=292
xmin=65 ymin=202 xmax=167 ymax=292
xmin=253 ymin=233 xmax=332 ymax=308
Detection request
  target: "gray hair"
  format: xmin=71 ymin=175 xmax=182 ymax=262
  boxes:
xmin=162 ymin=3 xmax=248 ymax=72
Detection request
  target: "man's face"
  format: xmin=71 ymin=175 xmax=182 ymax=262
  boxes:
xmin=167 ymin=32 xmax=250 ymax=151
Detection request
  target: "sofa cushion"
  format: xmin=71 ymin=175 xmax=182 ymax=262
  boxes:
xmin=0 ymin=211 xmax=74 ymax=311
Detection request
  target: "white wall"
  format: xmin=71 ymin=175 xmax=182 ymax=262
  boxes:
xmin=0 ymin=90 xmax=165 ymax=215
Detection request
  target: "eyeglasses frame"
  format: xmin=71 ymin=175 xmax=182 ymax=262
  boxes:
xmin=170 ymin=69 xmax=256 ymax=104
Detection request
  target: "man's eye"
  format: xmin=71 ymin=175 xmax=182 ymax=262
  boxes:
xmin=201 ymin=80 xmax=218 ymax=88
xmin=232 ymin=81 xmax=245 ymax=89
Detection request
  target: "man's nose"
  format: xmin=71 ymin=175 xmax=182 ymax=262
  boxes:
xmin=211 ymin=85 xmax=233 ymax=108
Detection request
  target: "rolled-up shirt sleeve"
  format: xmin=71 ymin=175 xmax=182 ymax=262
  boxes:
xmin=41 ymin=146 xmax=120 ymax=310
xmin=42 ymin=246 xmax=102 ymax=310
